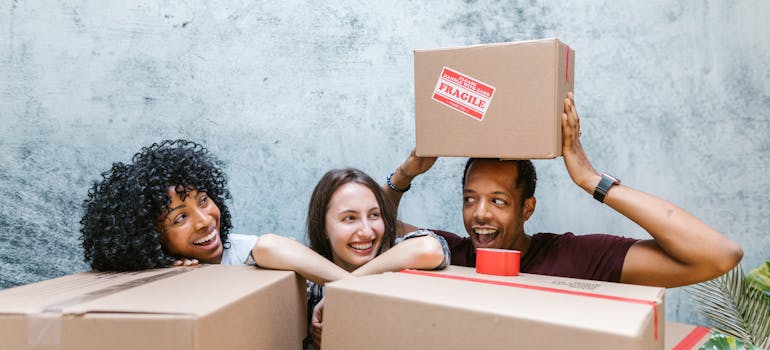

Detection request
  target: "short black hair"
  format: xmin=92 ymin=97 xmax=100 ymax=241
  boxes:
xmin=462 ymin=158 xmax=537 ymax=202
xmin=80 ymin=139 xmax=232 ymax=271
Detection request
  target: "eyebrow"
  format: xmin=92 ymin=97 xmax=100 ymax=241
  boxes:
xmin=335 ymin=206 xmax=380 ymax=215
xmin=463 ymin=189 xmax=511 ymax=196
xmin=163 ymin=204 xmax=186 ymax=220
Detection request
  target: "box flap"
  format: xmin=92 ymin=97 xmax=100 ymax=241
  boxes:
xmin=0 ymin=265 xmax=295 ymax=317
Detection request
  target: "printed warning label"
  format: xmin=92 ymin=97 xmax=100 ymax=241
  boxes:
xmin=431 ymin=67 xmax=496 ymax=121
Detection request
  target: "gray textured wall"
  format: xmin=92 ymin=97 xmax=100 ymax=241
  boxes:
xmin=1 ymin=1 xmax=768 ymax=325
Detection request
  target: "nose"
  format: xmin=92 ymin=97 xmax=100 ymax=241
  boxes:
xmin=357 ymin=219 xmax=376 ymax=239
xmin=473 ymin=200 xmax=492 ymax=223
xmin=191 ymin=207 xmax=214 ymax=231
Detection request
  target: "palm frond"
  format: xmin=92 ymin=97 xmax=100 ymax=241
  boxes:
xmin=687 ymin=265 xmax=770 ymax=349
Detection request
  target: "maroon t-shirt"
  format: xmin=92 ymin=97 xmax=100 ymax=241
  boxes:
xmin=431 ymin=230 xmax=638 ymax=283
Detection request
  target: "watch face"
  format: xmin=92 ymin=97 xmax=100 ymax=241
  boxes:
xmin=603 ymin=173 xmax=619 ymax=185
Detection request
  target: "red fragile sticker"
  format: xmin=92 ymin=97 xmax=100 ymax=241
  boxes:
xmin=432 ymin=67 xmax=496 ymax=121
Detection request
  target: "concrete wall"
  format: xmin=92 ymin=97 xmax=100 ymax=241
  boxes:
xmin=1 ymin=0 xmax=768 ymax=325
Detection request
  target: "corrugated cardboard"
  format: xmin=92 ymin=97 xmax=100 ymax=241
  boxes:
xmin=414 ymin=38 xmax=574 ymax=159
xmin=665 ymin=322 xmax=711 ymax=350
xmin=324 ymin=266 xmax=664 ymax=349
xmin=0 ymin=265 xmax=306 ymax=350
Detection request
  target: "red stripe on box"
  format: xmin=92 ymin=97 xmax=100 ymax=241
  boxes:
xmin=432 ymin=92 xmax=483 ymax=120
xmin=400 ymin=269 xmax=659 ymax=340
xmin=672 ymin=326 xmax=710 ymax=350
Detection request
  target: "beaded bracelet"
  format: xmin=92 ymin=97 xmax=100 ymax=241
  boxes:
xmin=386 ymin=172 xmax=411 ymax=192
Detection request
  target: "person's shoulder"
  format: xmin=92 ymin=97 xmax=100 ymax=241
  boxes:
xmin=226 ymin=233 xmax=259 ymax=244
xmin=424 ymin=229 xmax=465 ymax=242
xmin=532 ymin=232 xmax=637 ymax=247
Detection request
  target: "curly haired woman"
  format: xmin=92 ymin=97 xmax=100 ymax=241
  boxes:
xmin=80 ymin=139 xmax=254 ymax=270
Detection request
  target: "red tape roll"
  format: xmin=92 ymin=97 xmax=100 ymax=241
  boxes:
xmin=476 ymin=248 xmax=520 ymax=276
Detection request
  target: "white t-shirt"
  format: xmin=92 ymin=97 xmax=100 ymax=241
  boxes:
xmin=220 ymin=233 xmax=259 ymax=265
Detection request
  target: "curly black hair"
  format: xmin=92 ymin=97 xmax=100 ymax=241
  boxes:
xmin=80 ymin=139 xmax=232 ymax=271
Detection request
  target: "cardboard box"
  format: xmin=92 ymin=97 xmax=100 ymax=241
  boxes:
xmin=324 ymin=266 xmax=664 ymax=349
xmin=666 ymin=322 xmax=711 ymax=350
xmin=414 ymin=38 xmax=575 ymax=159
xmin=0 ymin=265 xmax=306 ymax=349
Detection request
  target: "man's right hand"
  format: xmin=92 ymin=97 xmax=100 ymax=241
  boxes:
xmin=396 ymin=149 xmax=437 ymax=180
xmin=384 ymin=149 xmax=438 ymax=237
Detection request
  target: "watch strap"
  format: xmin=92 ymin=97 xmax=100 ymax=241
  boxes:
xmin=593 ymin=173 xmax=619 ymax=203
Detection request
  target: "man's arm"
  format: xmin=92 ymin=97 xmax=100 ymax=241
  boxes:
xmin=561 ymin=92 xmax=743 ymax=288
xmin=382 ymin=150 xmax=438 ymax=236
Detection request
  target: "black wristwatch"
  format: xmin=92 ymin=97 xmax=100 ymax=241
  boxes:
xmin=593 ymin=173 xmax=620 ymax=203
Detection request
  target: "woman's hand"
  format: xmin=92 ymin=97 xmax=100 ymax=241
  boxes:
xmin=172 ymin=258 xmax=199 ymax=267
xmin=312 ymin=298 xmax=325 ymax=349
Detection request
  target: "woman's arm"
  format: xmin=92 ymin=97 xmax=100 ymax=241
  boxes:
xmin=351 ymin=233 xmax=447 ymax=277
xmin=251 ymin=233 xmax=352 ymax=285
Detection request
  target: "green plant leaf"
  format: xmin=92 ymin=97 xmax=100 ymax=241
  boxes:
xmin=687 ymin=264 xmax=770 ymax=349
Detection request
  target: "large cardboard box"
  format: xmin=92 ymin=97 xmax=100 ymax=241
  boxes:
xmin=414 ymin=38 xmax=574 ymax=159
xmin=324 ymin=266 xmax=664 ymax=349
xmin=0 ymin=265 xmax=306 ymax=349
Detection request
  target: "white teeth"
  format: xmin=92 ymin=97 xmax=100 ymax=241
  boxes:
xmin=350 ymin=242 xmax=373 ymax=250
xmin=194 ymin=231 xmax=217 ymax=244
xmin=475 ymin=229 xmax=497 ymax=235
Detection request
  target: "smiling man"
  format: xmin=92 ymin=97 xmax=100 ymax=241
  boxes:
xmin=385 ymin=93 xmax=743 ymax=288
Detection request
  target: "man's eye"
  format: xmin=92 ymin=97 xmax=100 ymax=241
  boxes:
xmin=492 ymin=198 xmax=507 ymax=205
xmin=464 ymin=197 xmax=476 ymax=204
xmin=199 ymin=196 xmax=208 ymax=206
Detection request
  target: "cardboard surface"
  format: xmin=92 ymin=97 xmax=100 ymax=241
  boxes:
xmin=414 ymin=38 xmax=574 ymax=159
xmin=0 ymin=265 xmax=306 ymax=350
xmin=666 ymin=322 xmax=712 ymax=350
xmin=324 ymin=266 xmax=664 ymax=349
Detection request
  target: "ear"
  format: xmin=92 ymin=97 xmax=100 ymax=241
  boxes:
xmin=522 ymin=197 xmax=536 ymax=221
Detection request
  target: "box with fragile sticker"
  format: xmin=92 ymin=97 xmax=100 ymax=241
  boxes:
xmin=323 ymin=266 xmax=665 ymax=349
xmin=415 ymin=37 xmax=574 ymax=159
xmin=0 ymin=265 xmax=306 ymax=350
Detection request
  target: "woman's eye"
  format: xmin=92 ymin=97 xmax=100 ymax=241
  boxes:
xmin=369 ymin=212 xmax=381 ymax=219
xmin=342 ymin=216 xmax=355 ymax=222
xmin=173 ymin=214 xmax=187 ymax=224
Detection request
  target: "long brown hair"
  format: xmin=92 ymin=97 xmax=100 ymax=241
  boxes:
xmin=307 ymin=168 xmax=397 ymax=262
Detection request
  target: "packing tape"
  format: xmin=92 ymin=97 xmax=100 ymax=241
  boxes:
xmin=475 ymin=248 xmax=520 ymax=276
xmin=28 ymin=266 xmax=199 ymax=346
xmin=672 ymin=326 xmax=710 ymax=350
xmin=28 ymin=314 xmax=61 ymax=346
xmin=400 ymin=269 xmax=660 ymax=341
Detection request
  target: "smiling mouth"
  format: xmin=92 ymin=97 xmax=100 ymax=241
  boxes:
xmin=193 ymin=230 xmax=218 ymax=246
xmin=350 ymin=241 xmax=374 ymax=251
xmin=473 ymin=228 xmax=499 ymax=245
